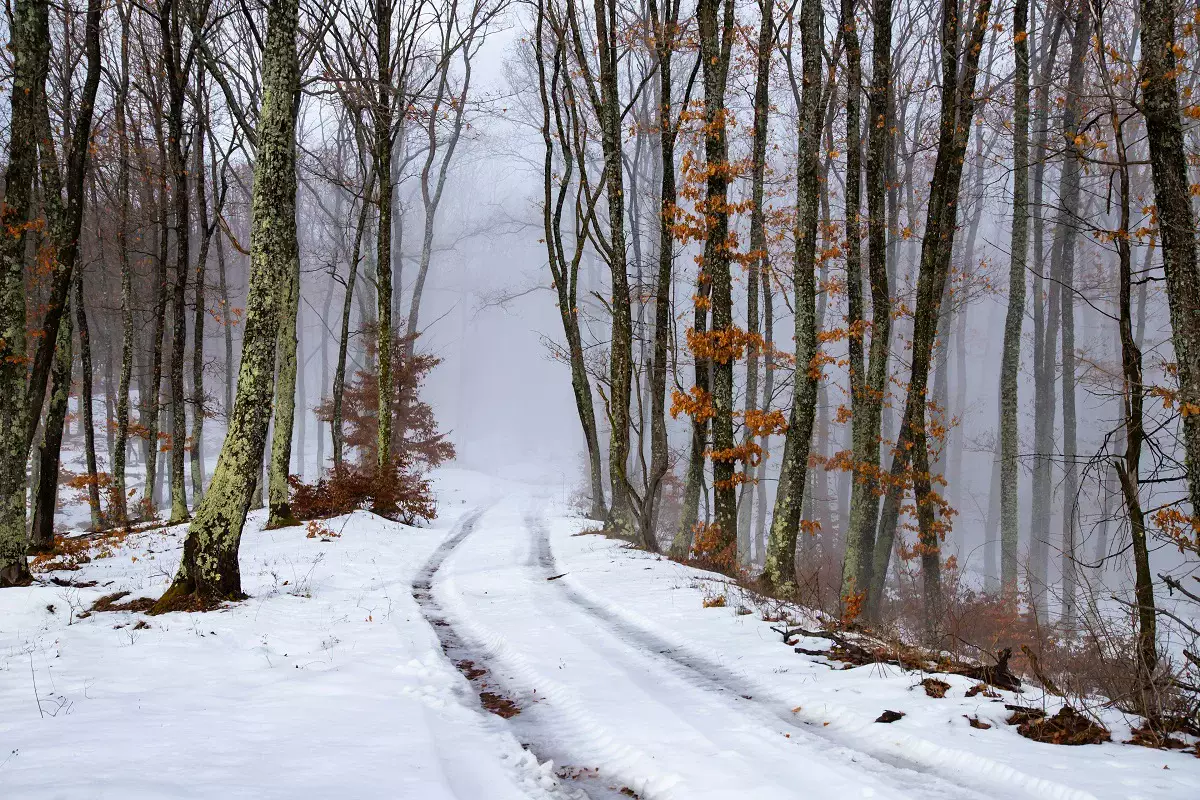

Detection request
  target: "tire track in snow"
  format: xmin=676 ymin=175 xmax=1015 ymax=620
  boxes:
xmin=439 ymin=502 xmax=959 ymax=800
xmin=412 ymin=506 xmax=633 ymax=800
xmin=528 ymin=510 xmax=1098 ymax=800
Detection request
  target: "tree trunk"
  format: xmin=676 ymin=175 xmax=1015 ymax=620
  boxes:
xmin=332 ymin=170 xmax=375 ymax=473
xmin=999 ymin=0 xmax=1029 ymax=598
xmin=111 ymin=0 xmax=134 ymax=527
xmin=1055 ymin=0 xmax=1089 ymax=626
xmin=838 ymin=0 xmax=868 ymax=606
xmin=1140 ymin=0 xmax=1200 ymax=522
xmin=267 ymin=247 xmax=300 ymax=528
xmin=161 ymin=0 xmax=191 ymax=525
xmin=697 ymin=0 xmax=738 ymax=553
xmin=842 ymin=0 xmax=893 ymax=605
xmin=738 ymin=0 xmax=774 ymax=564
xmin=764 ymin=0 xmax=822 ymax=592
xmin=76 ymin=270 xmax=102 ymax=530
xmin=154 ymin=0 xmax=300 ymax=610
xmin=30 ymin=303 xmax=73 ymax=552
xmin=374 ymin=0 xmax=395 ymax=480
xmin=868 ymin=0 xmax=992 ymax=627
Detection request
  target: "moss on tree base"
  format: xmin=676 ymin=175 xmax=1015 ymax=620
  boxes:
xmin=149 ymin=579 xmax=245 ymax=615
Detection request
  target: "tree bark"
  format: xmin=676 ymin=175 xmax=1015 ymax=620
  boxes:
xmin=111 ymin=0 xmax=134 ymax=527
xmin=868 ymin=0 xmax=992 ymax=626
xmin=154 ymin=0 xmax=300 ymax=610
xmin=76 ymin=270 xmax=102 ymax=530
xmin=999 ymin=0 xmax=1029 ymax=598
xmin=1139 ymin=0 xmax=1200 ymax=522
xmin=161 ymin=0 xmax=192 ymax=525
xmin=30 ymin=302 xmax=73 ymax=552
xmin=763 ymin=0 xmax=822 ymax=592
xmin=267 ymin=246 xmax=300 ymax=528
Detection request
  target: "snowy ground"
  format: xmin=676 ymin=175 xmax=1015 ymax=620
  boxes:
xmin=2 ymin=468 xmax=1198 ymax=798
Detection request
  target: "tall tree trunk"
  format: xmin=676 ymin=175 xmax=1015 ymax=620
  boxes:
xmin=190 ymin=76 xmax=215 ymax=503
xmin=534 ymin=3 xmax=606 ymax=521
xmin=162 ymin=0 xmax=191 ymax=524
xmin=374 ymin=0 xmax=395 ymax=480
xmin=154 ymin=0 xmax=300 ymax=610
xmin=999 ymin=0 xmax=1029 ymax=598
xmin=1 ymin=0 xmax=49 ymax=579
xmin=868 ymin=0 xmax=992 ymax=627
xmin=764 ymin=0 xmax=822 ymax=591
xmin=1140 ymin=0 xmax=1200 ymax=521
xmin=738 ymin=0 xmax=774 ymax=564
xmin=111 ymin=0 xmax=134 ymax=527
xmin=145 ymin=173 xmax=170 ymax=514
xmin=1055 ymin=0 xmax=1089 ymax=626
xmin=697 ymin=0 xmax=738 ymax=553
xmin=842 ymin=0 xmax=893 ymax=605
xmin=1028 ymin=4 xmax=1065 ymax=620
xmin=838 ymin=0 xmax=867 ymax=606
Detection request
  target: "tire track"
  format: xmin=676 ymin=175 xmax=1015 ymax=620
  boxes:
xmin=527 ymin=510 xmax=1095 ymax=800
xmin=412 ymin=506 xmax=636 ymax=800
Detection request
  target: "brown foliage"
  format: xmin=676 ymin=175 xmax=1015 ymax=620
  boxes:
xmin=314 ymin=328 xmax=455 ymax=473
xmin=1013 ymin=706 xmax=1111 ymax=746
xmin=84 ymin=591 xmax=156 ymax=615
xmin=298 ymin=328 xmax=453 ymax=525
xmin=922 ymin=678 xmax=950 ymax=698
xmin=289 ymin=464 xmax=437 ymax=526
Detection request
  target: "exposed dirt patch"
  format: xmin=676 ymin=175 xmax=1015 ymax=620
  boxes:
xmin=921 ymin=678 xmax=950 ymax=698
xmin=875 ymin=710 xmax=905 ymax=723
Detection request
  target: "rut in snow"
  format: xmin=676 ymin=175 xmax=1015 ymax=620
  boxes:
xmin=523 ymin=510 xmax=1082 ymax=800
xmin=412 ymin=506 xmax=640 ymax=800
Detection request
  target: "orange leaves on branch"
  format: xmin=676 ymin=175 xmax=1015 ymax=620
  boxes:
xmin=743 ymin=408 xmax=788 ymax=437
xmin=686 ymin=326 xmax=762 ymax=364
xmin=671 ymin=386 xmax=715 ymax=423
xmin=1153 ymin=507 xmax=1200 ymax=556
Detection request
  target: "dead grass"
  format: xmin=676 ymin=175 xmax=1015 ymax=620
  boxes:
xmin=81 ymin=591 xmax=157 ymax=617
xmin=1013 ymin=706 xmax=1111 ymax=746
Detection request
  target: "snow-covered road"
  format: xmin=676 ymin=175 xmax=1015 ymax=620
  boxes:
xmin=4 ymin=469 xmax=1198 ymax=799
xmin=432 ymin=499 xmax=993 ymax=799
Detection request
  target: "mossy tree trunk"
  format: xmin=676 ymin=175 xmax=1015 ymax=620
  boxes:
xmin=111 ymin=0 xmax=134 ymax=528
xmin=161 ymin=0 xmax=191 ymax=525
xmin=1140 ymin=0 xmax=1200 ymax=525
xmin=153 ymin=0 xmax=300 ymax=610
xmin=697 ymin=0 xmax=737 ymax=553
xmin=268 ymin=249 xmax=300 ymax=528
xmin=373 ymin=0 xmax=395 ymax=483
xmin=30 ymin=303 xmax=74 ymax=552
xmin=999 ymin=0 xmax=1029 ymax=598
xmin=867 ymin=0 xmax=992 ymax=627
xmin=763 ymin=0 xmax=822 ymax=592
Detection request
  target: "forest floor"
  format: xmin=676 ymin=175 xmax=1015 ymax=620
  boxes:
xmin=2 ymin=467 xmax=1199 ymax=799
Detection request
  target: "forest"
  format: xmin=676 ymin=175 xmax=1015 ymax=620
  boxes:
xmin=2 ymin=0 xmax=1200 ymax=794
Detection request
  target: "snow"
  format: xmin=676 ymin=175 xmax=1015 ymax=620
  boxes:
xmin=3 ymin=467 xmax=1199 ymax=798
